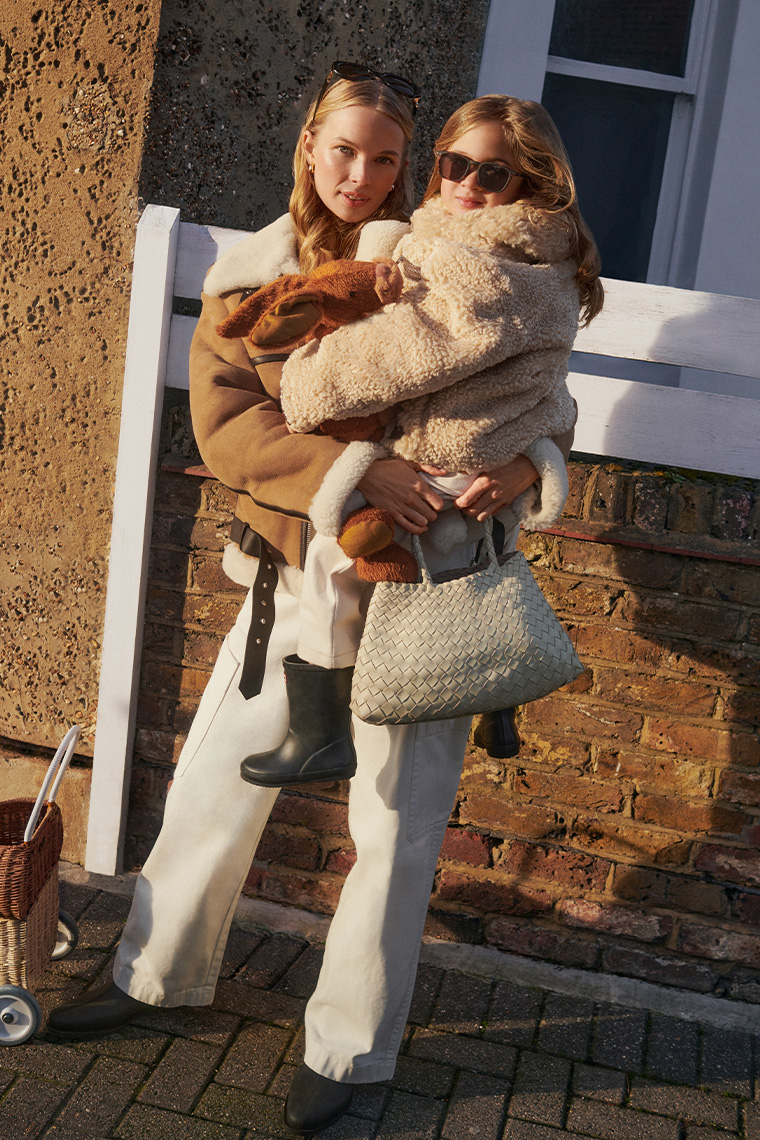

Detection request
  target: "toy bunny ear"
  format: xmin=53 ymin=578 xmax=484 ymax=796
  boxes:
xmin=252 ymin=296 xmax=321 ymax=346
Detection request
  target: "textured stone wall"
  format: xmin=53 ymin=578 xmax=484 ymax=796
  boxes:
xmin=132 ymin=448 xmax=760 ymax=1001
xmin=139 ymin=0 xmax=492 ymax=230
xmin=0 ymin=2 xmax=162 ymax=756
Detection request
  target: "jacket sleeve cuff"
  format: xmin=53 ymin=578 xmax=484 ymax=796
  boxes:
xmin=512 ymin=437 xmax=569 ymax=530
xmin=309 ymin=441 xmax=388 ymax=536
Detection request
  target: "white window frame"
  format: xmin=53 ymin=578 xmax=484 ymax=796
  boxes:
xmin=476 ymin=0 xmax=722 ymax=288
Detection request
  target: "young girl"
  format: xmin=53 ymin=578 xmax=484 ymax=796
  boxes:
xmin=240 ymin=94 xmax=603 ymax=789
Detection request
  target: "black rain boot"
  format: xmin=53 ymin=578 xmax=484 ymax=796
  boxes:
xmin=46 ymin=981 xmax=149 ymax=1039
xmin=473 ymin=707 xmax=521 ymax=759
xmin=284 ymin=1063 xmax=353 ymax=1135
xmin=240 ymin=655 xmax=357 ymax=787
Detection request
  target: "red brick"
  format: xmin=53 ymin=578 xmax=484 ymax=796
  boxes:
xmin=127 ymin=762 xmax=173 ymax=815
xmin=513 ymin=768 xmax=624 ymax=814
xmin=573 ymin=623 xmax=665 ymax=669
xmin=558 ymin=540 xmax=681 ymax=591
xmin=641 ymin=718 xmax=734 ymax=762
xmin=661 ymin=640 xmax=759 ymax=686
xmin=141 ymin=621 xmax=179 ymax=658
xmin=721 ymin=689 xmax=760 ymax=728
xmin=611 ymin=865 xmax=728 ymax=918
xmin=594 ymin=748 xmax=711 ymax=797
xmin=717 ymin=769 xmax=760 ymax=807
xmin=678 ymin=922 xmax=760 ymax=965
xmin=256 ymin=828 xmax=320 ymax=872
xmin=204 ymin=481 xmax=238 ymax=515
xmin=154 ymin=470 xmax=205 ymax=512
xmin=436 ymin=868 xmax=553 ymax=916
xmin=134 ymin=727 xmax=182 ymax=765
xmin=588 ymin=469 xmax=629 ymax=525
xmin=522 ymin=697 xmax=643 ymax=745
xmin=148 ymin=548 xmax=190 ymax=587
xmin=182 ymin=630 xmax=225 ymax=667
xmin=557 ymin=898 xmax=672 ymax=942
xmin=163 ymin=696 xmax=202 ymax=734
xmin=269 ymin=792 xmax=349 ymax=834
xmin=190 ymin=555 xmax=241 ymax=592
xmin=681 ymin=560 xmax=758 ymax=606
xmin=515 ymin=733 xmax=592 ymax=769
xmin=460 ymin=753 xmax=509 ymax=795
xmin=695 ymin=844 xmax=760 ymax=887
xmin=140 ymin=661 xmax=211 ymax=699
xmin=667 ymin=483 xmax=714 ymax=535
xmin=601 ymin=945 xmax=715 ymax=993
xmin=733 ymin=892 xmax=760 ymax=927
xmin=181 ymin=593 xmax=244 ymax=630
xmin=594 ymin=667 xmax=715 ymax=716
xmin=533 ymin=575 xmax=621 ymax=619
xmin=634 ymin=793 xmax=748 ymax=837
xmin=424 ymin=908 xmax=483 ymax=944
xmin=324 ymin=847 xmax=357 ymax=875
xmin=564 ymin=463 xmax=589 ymax=518
xmin=145 ymin=584 xmax=184 ymax=622
xmin=619 ymin=591 xmax=741 ymax=641
xmin=712 ymin=487 xmax=755 ymax=541
xmin=496 ymin=839 xmax=610 ymax=891
xmin=439 ymin=827 xmax=490 ymax=867
xmin=485 ymin=916 xmax=600 ymax=969
xmin=243 ymin=864 xmax=342 ymax=915
xmin=632 ymin=477 xmax=670 ymax=533
xmin=572 ymin=815 xmax=691 ymax=866
xmin=459 ymin=795 xmax=567 ymax=841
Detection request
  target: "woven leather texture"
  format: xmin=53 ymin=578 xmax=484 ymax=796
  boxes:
xmin=351 ymin=544 xmax=583 ymax=725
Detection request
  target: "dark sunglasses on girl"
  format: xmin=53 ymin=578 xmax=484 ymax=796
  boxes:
xmin=312 ymin=61 xmax=421 ymax=121
xmin=436 ymin=150 xmax=521 ymax=194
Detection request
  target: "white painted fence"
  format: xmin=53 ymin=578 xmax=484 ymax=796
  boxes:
xmin=85 ymin=204 xmax=760 ymax=875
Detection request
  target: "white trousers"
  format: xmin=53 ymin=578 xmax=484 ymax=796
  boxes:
xmin=113 ymin=568 xmax=471 ymax=1083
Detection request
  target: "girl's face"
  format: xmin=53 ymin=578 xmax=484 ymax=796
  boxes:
xmin=439 ymin=121 xmax=525 ymax=215
xmin=303 ymin=105 xmax=407 ymax=224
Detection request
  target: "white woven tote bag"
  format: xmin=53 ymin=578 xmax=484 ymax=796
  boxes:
xmin=350 ymin=519 xmax=583 ymax=725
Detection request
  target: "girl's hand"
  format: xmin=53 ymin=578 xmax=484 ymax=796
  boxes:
xmin=455 ymin=454 xmax=539 ymax=521
xmin=357 ymin=458 xmax=444 ymax=534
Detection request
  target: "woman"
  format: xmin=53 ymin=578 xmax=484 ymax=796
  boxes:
xmin=49 ymin=65 xmax=565 ymax=1136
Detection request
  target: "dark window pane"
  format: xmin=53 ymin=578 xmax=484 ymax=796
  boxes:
xmin=541 ymin=74 xmax=674 ymax=282
xmin=550 ymin=0 xmax=695 ymax=76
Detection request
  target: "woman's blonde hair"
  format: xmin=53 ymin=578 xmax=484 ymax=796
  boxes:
xmin=423 ymin=95 xmax=603 ymax=325
xmin=290 ymin=77 xmax=415 ymax=276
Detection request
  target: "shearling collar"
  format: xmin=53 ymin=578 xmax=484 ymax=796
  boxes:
xmin=405 ymin=195 xmax=573 ymax=264
xmin=203 ymin=213 xmax=410 ymax=298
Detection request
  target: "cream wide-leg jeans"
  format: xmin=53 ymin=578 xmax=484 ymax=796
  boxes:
xmin=112 ymin=558 xmax=472 ymax=1083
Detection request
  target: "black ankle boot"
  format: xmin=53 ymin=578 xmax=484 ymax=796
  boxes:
xmin=240 ymin=655 xmax=357 ymax=787
xmin=46 ymin=981 xmax=148 ymax=1039
xmin=473 ymin=707 xmax=521 ymax=759
xmin=284 ymin=1063 xmax=353 ymax=1135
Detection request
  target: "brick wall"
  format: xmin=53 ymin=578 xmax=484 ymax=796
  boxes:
xmin=130 ymin=400 xmax=760 ymax=1001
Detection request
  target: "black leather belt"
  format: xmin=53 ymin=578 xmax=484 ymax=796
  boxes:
xmin=230 ymin=517 xmax=279 ymax=699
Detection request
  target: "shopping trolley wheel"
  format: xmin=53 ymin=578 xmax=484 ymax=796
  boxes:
xmin=0 ymin=985 xmax=42 ymax=1045
xmin=51 ymin=910 xmax=80 ymax=961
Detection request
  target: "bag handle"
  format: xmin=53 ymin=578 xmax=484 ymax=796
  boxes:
xmin=23 ymin=724 xmax=81 ymax=843
xmin=410 ymin=516 xmax=498 ymax=585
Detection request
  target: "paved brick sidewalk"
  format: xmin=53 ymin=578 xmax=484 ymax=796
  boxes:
xmin=2 ymin=877 xmax=759 ymax=1140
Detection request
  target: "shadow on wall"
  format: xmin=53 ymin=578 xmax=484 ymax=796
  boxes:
xmin=568 ymin=300 xmax=760 ymax=990
xmin=136 ymin=0 xmax=494 ymax=231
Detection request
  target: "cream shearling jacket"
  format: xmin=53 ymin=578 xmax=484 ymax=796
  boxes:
xmin=282 ymin=197 xmax=579 ymax=477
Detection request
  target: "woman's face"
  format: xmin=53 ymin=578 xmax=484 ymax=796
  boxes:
xmin=439 ymin=121 xmax=524 ymax=215
xmin=303 ymin=104 xmax=406 ymax=224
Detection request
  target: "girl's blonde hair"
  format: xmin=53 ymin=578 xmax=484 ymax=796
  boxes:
xmin=423 ymin=95 xmax=603 ymax=325
xmin=290 ymin=78 xmax=415 ymax=276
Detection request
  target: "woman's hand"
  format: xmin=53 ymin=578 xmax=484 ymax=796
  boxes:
xmin=455 ymin=454 xmax=539 ymax=521
xmin=357 ymin=458 xmax=444 ymax=534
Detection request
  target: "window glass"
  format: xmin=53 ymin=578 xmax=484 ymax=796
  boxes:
xmin=542 ymin=73 xmax=674 ymax=282
xmin=549 ymin=0 xmax=695 ymax=76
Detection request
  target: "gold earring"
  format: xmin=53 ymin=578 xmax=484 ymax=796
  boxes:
xmin=308 ymin=163 xmax=315 ymax=174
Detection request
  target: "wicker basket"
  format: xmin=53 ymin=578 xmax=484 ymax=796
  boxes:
xmin=0 ymin=800 xmax=64 ymax=921
xmin=0 ymin=868 xmax=59 ymax=991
